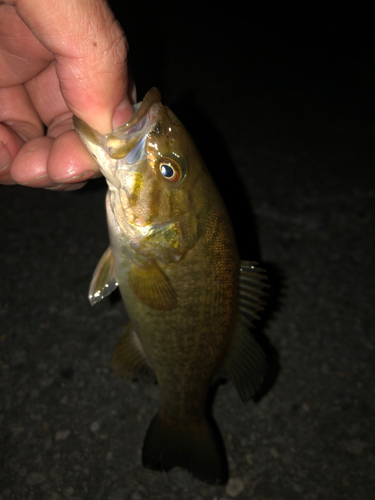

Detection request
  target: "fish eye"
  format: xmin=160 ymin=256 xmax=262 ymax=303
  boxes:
xmin=158 ymin=157 xmax=183 ymax=183
xmin=160 ymin=164 xmax=174 ymax=178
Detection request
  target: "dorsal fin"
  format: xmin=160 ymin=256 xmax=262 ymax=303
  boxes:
xmin=238 ymin=261 xmax=268 ymax=327
xmin=88 ymin=247 xmax=118 ymax=305
xmin=224 ymin=316 xmax=267 ymax=402
xmin=224 ymin=261 xmax=268 ymax=402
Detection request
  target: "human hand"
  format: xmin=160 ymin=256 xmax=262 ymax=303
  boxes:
xmin=0 ymin=0 xmax=135 ymax=190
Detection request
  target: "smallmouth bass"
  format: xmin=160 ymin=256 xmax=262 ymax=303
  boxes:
xmin=74 ymin=88 xmax=267 ymax=484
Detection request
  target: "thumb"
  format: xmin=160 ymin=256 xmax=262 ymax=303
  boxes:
xmin=8 ymin=0 xmax=134 ymax=134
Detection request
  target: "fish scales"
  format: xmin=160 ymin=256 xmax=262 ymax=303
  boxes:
xmin=108 ymin=195 xmax=237 ymax=417
xmin=74 ymin=88 xmax=267 ymax=484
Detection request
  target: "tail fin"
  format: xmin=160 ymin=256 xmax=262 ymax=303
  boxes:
xmin=142 ymin=412 xmax=228 ymax=485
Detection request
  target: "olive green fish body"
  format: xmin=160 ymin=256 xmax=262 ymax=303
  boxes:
xmin=107 ymin=186 xmax=239 ymax=424
xmin=74 ymin=89 xmax=267 ymax=484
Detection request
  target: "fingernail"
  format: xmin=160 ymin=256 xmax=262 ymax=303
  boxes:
xmin=63 ymin=170 xmax=91 ymax=181
xmin=0 ymin=142 xmax=11 ymax=172
xmin=21 ymin=174 xmax=49 ymax=187
xmin=44 ymin=183 xmax=66 ymax=191
xmin=54 ymin=169 xmax=101 ymax=183
xmin=45 ymin=181 xmax=87 ymax=191
xmin=112 ymin=96 xmax=135 ymax=129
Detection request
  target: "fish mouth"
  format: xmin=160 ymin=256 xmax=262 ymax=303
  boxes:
xmin=73 ymin=88 xmax=163 ymax=164
xmin=104 ymin=88 xmax=162 ymax=160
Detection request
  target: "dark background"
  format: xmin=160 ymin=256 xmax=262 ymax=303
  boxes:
xmin=1 ymin=2 xmax=374 ymax=499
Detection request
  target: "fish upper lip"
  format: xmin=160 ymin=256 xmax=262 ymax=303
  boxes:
xmin=104 ymin=103 xmax=161 ymax=161
xmin=122 ymin=88 xmax=162 ymax=131
xmin=105 ymin=90 xmax=162 ymax=147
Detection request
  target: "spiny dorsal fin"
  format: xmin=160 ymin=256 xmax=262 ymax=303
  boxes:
xmin=88 ymin=247 xmax=118 ymax=305
xmin=238 ymin=260 xmax=268 ymax=327
xmin=224 ymin=316 xmax=267 ymax=402
xmin=129 ymin=260 xmax=177 ymax=311
xmin=224 ymin=261 xmax=268 ymax=402
xmin=112 ymin=324 xmax=154 ymax=380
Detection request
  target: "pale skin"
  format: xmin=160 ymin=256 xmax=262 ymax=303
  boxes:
xmin=0 ymin=0 xmax=135 ymax=190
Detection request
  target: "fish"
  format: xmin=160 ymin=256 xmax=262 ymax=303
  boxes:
xmin=73 ymin=88 xmax=267 ymax=484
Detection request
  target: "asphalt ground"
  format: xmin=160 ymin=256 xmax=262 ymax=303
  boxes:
xmin=1 ymin=3 xmax=374 ymax=499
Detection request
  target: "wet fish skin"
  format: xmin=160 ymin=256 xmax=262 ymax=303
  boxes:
xmin=74 ymin=88 xmax=267 ymax=484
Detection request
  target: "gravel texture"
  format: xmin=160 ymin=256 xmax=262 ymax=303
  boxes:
xmin=1 ymin=2 xmax=374 ymax=499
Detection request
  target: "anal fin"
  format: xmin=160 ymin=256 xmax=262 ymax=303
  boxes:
xmin=111 ymin=324 xmax=154 ymax=380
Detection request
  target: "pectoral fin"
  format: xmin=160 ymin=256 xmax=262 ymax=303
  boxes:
xmin=88 ymin=247 xmax=118 ymax=305
xmin=112 ymin=324 xmax=154 ymax=380
xmin=129 ymin=260 xmax=177 ymax=311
